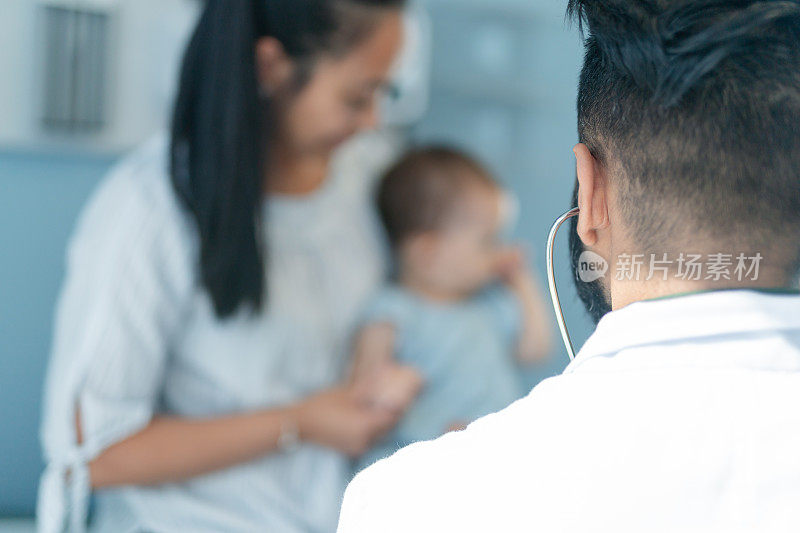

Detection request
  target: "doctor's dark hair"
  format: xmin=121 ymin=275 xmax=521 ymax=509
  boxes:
xmin=170 ymin=0 xmax=404 ymax=319
xmin=568 ymin=0 xmax=800 ymax=277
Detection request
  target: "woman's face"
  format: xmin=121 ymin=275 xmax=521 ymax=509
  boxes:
xmin=272 ymin=13 xmax=404 ymax=156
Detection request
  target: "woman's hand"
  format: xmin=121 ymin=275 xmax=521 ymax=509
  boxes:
xmin=494 ymin=246 xmax=528 ymax=288
xmin=295 ymin=385 xmax=404 ymax=457
xmin=357 ymin=363 xmax=424 ymax=414
xmin=445 ymin=421 xmax=468 ymax=433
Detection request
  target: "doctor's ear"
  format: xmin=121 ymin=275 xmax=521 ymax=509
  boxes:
xmin=573 ymin=143 xmax=610 ymax=247
xmin=255 ymin=37 xmax=294 ymax=97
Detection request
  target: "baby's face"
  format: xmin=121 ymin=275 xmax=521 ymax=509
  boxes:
xmin=427 ymin=185 xmax=507 ymax=294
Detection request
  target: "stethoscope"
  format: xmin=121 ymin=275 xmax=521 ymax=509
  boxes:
xmin=545 ymin=207 xmax=580 ymax=361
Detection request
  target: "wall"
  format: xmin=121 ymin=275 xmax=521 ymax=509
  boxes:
xmin=0 ymin=148 xmax=118 ymax=515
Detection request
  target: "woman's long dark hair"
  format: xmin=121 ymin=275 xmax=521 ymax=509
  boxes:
xmin=170 ymin=0 xmax=404 ymax=318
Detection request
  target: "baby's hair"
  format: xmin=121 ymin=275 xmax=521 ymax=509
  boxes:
xmin=376 ymin=146 xmax=498 ymax=250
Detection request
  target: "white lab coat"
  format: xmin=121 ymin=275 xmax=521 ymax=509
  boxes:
xmin=338 ymin=289 xmax=800 ymax=532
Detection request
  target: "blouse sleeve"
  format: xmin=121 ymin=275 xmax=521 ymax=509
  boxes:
xmin=37 ymin=143 xmax=195 ymax=533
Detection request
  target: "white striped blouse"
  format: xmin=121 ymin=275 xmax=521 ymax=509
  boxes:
xmin=38 ymin=130 xmax=402 ymax=533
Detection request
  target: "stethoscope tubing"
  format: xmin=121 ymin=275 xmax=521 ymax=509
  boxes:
xmin=546 ymin=207 xmax=580 ymax=361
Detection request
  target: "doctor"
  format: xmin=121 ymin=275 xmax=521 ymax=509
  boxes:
xmin=338 ymin=0 xmax=800 ymax=531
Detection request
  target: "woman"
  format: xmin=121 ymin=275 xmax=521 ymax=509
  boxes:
xmin=38 ymin=0 xmax=409 ymax=531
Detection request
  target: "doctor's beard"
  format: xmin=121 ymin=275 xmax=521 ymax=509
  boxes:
xmin=568 ymin=180 xmax=612 ymax=324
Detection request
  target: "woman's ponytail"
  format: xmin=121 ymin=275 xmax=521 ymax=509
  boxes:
xmin=170 ymin=0 xmax=405 ymax=319
xmin=171 ymin=0 xmax=267 ymax=318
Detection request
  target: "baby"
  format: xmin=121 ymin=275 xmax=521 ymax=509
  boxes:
xmin=351 ymin=146 xmax=553 ymax=470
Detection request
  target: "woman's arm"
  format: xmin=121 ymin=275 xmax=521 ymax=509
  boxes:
xmin=83 ymin=386 xmax=400 ymax=489
xmin=86 ymin=409 xmax=289 ymax=488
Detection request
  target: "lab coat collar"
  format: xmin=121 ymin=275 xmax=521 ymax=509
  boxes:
xmin=565 ymin=288 xmax=800 ymax=373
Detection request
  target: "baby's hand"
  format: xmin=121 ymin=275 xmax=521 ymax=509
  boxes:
xmin=495 ymin=246 xmax=528 ymax=285
xmin=358 ymin=364 xmax=424 ymax=414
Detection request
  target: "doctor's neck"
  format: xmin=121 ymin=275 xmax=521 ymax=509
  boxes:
xmin=608 ymin=271 xmax=795 ymax=311
xmin=578 ymin=199 xmax=797 ymax=311
xmin=578 ymin=214 xmax=796 ymax=312
xmin=584 ymin=209 xmax=798 ymax=310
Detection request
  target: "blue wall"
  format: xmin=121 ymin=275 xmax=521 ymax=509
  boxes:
xmin=0 ymin=149 xmax=118 ymax=515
